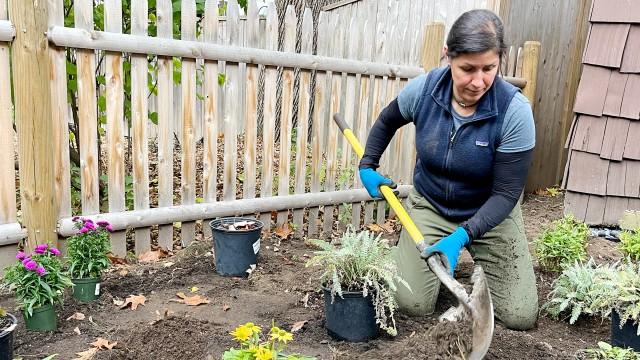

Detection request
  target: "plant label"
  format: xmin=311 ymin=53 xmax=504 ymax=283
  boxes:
xmin=253 ymin=239 xmax=260 ymax=254
xmin=95 ymin=283 xmax=101 ymax=296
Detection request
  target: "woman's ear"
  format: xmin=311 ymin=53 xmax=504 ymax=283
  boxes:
xmin=443 ymin=45 xmax=450 ymax=64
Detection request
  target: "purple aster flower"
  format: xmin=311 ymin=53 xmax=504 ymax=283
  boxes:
xmin=106 ymin=224 xmax=114 ymax=233
xmin=34 ymin=244 xmax=49 ymax=254
xmin=84 ymin=221 xmax=96 ymax=230
xmin=24 ymin=260 xmax=38 ymax=271
xmin=72 ymin=216 xmax=81 ymax=221
xmin=16 ymin=251 xmax=26 ymax=261
xmin=96 ymin=220 xmax=109 ymax=227
xmin=49 ymin=247 xmax=61 ymax=256
xmin=22 ymin=257 xmax=31 ymax=266
xmin=35 ymin=265 xmax=46 ymax=276
xmin=79 ymin=227 xmax=89 ymax=234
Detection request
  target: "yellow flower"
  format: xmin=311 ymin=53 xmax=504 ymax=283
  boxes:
xmin=244 ymin=322 xmax=262 ymax=335
xmin=230 ymin=325 xmax=253 ymax=342
xmin=255 ymin=346 xmax=273 ymax=360
xmin=269 ymin=327 xmax=294 ymax=344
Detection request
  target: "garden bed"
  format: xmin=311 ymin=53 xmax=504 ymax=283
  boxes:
xmin=1 ymin=193 xmax=621 ymax=359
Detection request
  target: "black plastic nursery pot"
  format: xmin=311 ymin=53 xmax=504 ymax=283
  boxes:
xmin=72 ymin=277 xmax=101 ymax=302
xmin=0 ymin=313 xmax=17 ymax=360
xmin=611 ymin=310 xmax=640 ymax=351
xmin=23 ymin=303 xmax=56 ymax=331
xmin=323 ymin=287 xmax=378 ymax=342
xmin=209 ymin=217 xmax=264 ymax=277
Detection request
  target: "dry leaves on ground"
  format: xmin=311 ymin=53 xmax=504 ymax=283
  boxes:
xmin=172 ymin=292 xmax=210 ymax=306
xmin=274 ymin=224 xmax=293 ymax=239
xmin=74 ymin=347 xmax=98 ymax=360
xmin=290 ymin=320 xmax=308 ymax=333
xmin=120 ymin=294 xmax=147 ymax=310
xmin=138 ymin=249 xmax=170 ymax=263
xmin=366 ymin=221 xmax=396 ymax=234
xmin=66 ymin=312 xmax=85 ymax=321
xmin=107 ymin=253 xmax=128 ymax=265
xmin=91 ymin=338 xmax=118 ymax=350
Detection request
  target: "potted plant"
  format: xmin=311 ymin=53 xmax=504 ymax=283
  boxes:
xmin=607 ymin=261 xmax=640 ymax=351
xmin=66 ymin=217 xmax=113 ymax=301
xmin=223 ymin=321 xmax=316 ymax=359
xmin=4 ymin=245 xmax=72 ymax=331
xmin=0 ymin=307 xmax=17 ymax=359
xmin=306 ymin=228 xmax=410 ymax=341
xmin=209 ymin=217 xmax=264 ymax=277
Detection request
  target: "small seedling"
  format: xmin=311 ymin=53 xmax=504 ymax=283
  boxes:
xmin=534 ymin=214 xmax=589 ymax=272
xmin=620 ymin=229 xmax=640 ymax=260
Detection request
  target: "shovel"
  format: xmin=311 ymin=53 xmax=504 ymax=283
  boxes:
xmin=333 ymin=113 xmax=493 ymax=360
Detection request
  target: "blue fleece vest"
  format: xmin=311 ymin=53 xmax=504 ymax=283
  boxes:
xmin=413 ymin=67 xmax=519 ymax=220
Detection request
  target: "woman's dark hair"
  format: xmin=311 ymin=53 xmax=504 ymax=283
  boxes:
xmin=446 ymin=9 xmax=506 ymax=61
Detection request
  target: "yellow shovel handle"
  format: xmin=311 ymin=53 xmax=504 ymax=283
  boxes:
xmin=333 ymin=114 xmax=424 ymax=245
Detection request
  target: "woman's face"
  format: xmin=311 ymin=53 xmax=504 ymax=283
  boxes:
xmin=447 ymin=49 xmax=500 ymax=106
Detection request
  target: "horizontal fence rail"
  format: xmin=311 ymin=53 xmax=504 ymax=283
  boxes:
xmin=47 ymin=26 xmax=425 ymax=78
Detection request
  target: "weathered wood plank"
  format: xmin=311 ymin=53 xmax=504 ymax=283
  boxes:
xmin=180 ymin=0 xmax=197 ymax=247
xmin=223 ymin=0 xmax=240 ymax=205
xmin=243 ymin=0 xmax=259 ymax=201
xmin=75 ymin=0 xmax=100 ymax=215
xmin=131 ymin=0 xmax=151 ymax=253
xmin=104 ymin=0 xmax=127 ymax=256
xmin=157 ymin=0 xmax=175 ymax=250
xmin=0 ymin=0 xmax=16 ymax=226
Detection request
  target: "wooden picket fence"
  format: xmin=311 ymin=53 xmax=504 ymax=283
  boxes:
xmin=0 ymin=0 xmax=539 ymax=267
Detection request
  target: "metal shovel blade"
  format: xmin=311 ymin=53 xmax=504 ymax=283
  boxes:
xmin=427 ymin=256 xmax=494 ymax=360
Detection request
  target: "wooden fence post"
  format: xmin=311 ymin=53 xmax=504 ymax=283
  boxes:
xmin=421 ymin=21 xmax=445 ymax=71
xmin=9 ymin=0 xmax=58 ymax=251
xmin=521 ymin=41 xmax=541 ymax=111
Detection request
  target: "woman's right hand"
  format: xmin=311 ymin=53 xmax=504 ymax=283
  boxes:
xmin=358 ymin=168 xmax=396 ymax=198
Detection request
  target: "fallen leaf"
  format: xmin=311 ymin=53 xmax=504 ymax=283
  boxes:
xmin=74 ymin=327 xmax=81 ymax=335
xmin=366 ymin=223 xmax=384 ymax=233
xmin=113 ymin=298 xmax=125 ymax=306
xmin=66 ymin=312 xmax=86 ymax=321
xmin=380 ymin=221 xmax=396 ymax=233
xmin=91 ymin=337 xmax=117 ymax=350
xmin=190 ymin=286 xmax=199 ymax=293
xmin=138 ymin=249 xmax=169 ymax=263
xmin=273 ymin=224 xmax=293 ymax=239
xmin=290 ymin=320 xmax=308 ymax=333
xmin=173 ymin=292 xmax=210 ymax=306
xmin=118 ymin=269 xmax=129 ymax=276
xmin=120 ymin=294 xmax=147 ymax=310
xmin=107 ymin=253 xmax=128 ymax=265
xmin=222 ymin=304 xmax=231 ymax=311
xmin=74 ymin=347 xmax=98 ymax=360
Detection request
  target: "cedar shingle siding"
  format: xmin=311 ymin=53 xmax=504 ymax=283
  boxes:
xmin=563 ymin=0 xmax=640 ymax=225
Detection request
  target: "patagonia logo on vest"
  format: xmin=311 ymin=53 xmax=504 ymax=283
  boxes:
xmin=475 ymin=140 xmax=489 ymax=147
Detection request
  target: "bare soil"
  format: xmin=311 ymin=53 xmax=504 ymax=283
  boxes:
xmin=1 ymin=193 xmax=622 ymax=359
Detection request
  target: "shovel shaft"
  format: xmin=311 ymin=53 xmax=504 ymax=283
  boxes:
xmin=333 ymin=114 xmax=424 ymax=245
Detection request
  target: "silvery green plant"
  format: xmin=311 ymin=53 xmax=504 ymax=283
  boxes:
xmin=620 ymin=229 xmax=640 ymax=261
xmin=534 ymin=214 xmax=589 ymax=272
xmin=543 ymin=259 xmax=619 ymax=324
xmin=577 ymin=341 xmax=640 ymax=360
xmin=306 ymin=228 xmax=410 ymax=336
xmin=612 ymin=261 xmax=640 ymax=335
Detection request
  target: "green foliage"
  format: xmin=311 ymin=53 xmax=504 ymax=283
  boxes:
xmin=223 ymin=322 xmax=315 ymax=360
xmin=620 ymin=229 xmax=640 ymax=260
xmin=4 ymin=246 xmax=73 ymax=316
xmin=66 ymin=218 xmax=112 ymax=279
xmin=534 ymin=214 xmax=589 ymax=272
xmin=578 ymin=342 xmax=640 ymax=360
xmin=305 ymin=228 xmax=410 ymax=336
xmin=612 ymin=261 xmax=640 ymax=334
xmin=543 ymin=259 xmax=619 ymax=324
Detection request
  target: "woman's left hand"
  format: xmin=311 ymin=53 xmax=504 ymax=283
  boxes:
xmin=420 ymin=227 xmax=470 ymax=276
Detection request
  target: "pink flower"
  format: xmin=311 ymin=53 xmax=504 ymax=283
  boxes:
xmin=34 ymin=244 xmax=49 ymax=254
xmin=49 ymin=247 xmax=61 ymax=256
xmin=97 ymin=220 xmax=110 ymax=227
xmin=24 ymin=260 xmax=38 ymax=271
xmin=106 ymin=224 xmax=114 ymax=233
xmin=22 ymin=257 xmax=31 ymax=266
xmin=72 ymin=216 xmax=81 ymax=221
xmin=35 ymin=265 xmax=46 ymax=276
xmin=16 ymin=251 xmax=26 ymax=261
xmin=84 ymin=221 xmax=96 ymax=230
xmin=79 ymin=227 xmax=89 ymax=234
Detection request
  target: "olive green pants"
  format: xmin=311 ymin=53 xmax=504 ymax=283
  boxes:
xmin=393 ymin=189 xmax=538 ymax=330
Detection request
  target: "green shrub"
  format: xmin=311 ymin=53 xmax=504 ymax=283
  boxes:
xmin=577 ymin=342 xmax=640 ymax=360
xmin=306 ymin=228 xmax=410 ymax=336
xmin=613 ymin=261 xmax=640 ymax=334
xmin=543 ymin=259 xmax=619 ymax=324
xmin=534 ymin=214 xmax=589 ymax=272
xmin=620 ymin=229 xmax=640 ymax=260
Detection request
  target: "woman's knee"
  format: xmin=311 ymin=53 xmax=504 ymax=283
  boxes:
xmin=496 ymin=301 xmax=538 ymax=330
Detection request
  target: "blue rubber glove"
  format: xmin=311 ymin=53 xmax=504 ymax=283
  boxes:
xmin=421 ymin=227 xmax=470 ymax=276
xmin=359 ymin=168 xmax=396 ymax=198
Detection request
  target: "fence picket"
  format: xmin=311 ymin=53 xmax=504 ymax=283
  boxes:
xmin=75 ymin=0 xmax=100 ymax=215
xmin=344 ymin=16 xmax=360 ymax=230
xmin=243 ymin=0 xmax=259 ymax=202
xmin=0 ymin=0 xmax=15 ymax=226
xmin=131 ymin=0 xmax=151 ymax=254
xmin=157 ymin=0 xmax=174 ymax=250
xmin=223 ymin=0 xmax=240 ymax=205
xmin=359 ymin=15 xmax=376 ymax=227
xmin=292 ymin=8 xmax=313 ymax=237
xmin=260 ymin=3 xmax=278 ymax=231
xmin=307 ymin=12 xmax=328 ymax=238
xmin=276 ymin=5 xmax=296 ymax=227
xmin=104 ymin=0 xmax=127 ymax=256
